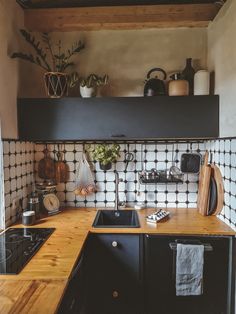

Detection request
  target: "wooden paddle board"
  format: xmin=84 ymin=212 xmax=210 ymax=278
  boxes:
xmin=197 ymin=151 xmax=211 ymax=216
xmin=210 ymin=164 xmax=224 ymax=215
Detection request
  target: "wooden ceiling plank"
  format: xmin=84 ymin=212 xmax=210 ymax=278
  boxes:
xmin=24 ymin=4 xmax=220 ymax=31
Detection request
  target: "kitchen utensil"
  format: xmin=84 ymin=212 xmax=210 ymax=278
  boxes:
xmin=181 ymin=153 xmax=201 ymax=174
xmin=144 ymin=68 xmax=167 ymax=96
xmin=124 ymin=152 xmax=134 ymax=172
xmin=194 ymin=70 xmax=210 ymax=95
xmin=38 ymin=145 xmax=55 ymax=180
xmin=207 ymin=175 xmax=217 ymax=216
xmin=55 ymin=144 xmax=69 ymax=183
xmin=168 ymin=73 xmax=189 ymax=96
xmin=36 ymin=182 xmax=57 ymax=214
xmin=210 ymin=164 xmax=224 ymax=215
xmin=197 ymin=151 xmax=211 ymax=216
xmin=169 ymin=144 xmax=183 ymax=180
xmin=43 ymin=193 xmax=61 ymax=215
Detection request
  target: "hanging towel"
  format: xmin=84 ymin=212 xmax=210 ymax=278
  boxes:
xmin=176 ymin=244 xmax=204 ymax=296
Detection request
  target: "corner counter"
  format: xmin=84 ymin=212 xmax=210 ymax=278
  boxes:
xmin=0 ymin=207 xmax=235 ymax=313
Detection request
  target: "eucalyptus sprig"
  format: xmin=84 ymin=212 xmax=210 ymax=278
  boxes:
xmin=11 ymin=29 xmax=85 ymax=73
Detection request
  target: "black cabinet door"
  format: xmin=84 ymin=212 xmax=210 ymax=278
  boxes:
xmin=58 ymin=253 xmax=86 ymax=314
xmin=144 ymin=235 xmax=234 ymax=314
xmin=84 ymin=234 xmax=143 ymax=314
xmin=18 ymin=96 xmax=219 ymax=141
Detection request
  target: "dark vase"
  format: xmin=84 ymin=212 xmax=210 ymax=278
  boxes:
xmin=182 ymin=58 xmax=195 ymax=95
xmin=99 ymin=162 xmax=112 ymax=171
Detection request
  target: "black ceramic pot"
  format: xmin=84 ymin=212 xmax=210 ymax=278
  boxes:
xmin=99 ymin=162 xmax=112 ymax=171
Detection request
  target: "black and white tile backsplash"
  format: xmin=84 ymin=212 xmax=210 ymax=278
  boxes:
xmin=34 ymin=142 xmax=206 ymax=209
xmin=207 ymin=138 xmax=236 ymax=229
xmin=3 ymin=141 xmax=34 ymax=227
xmin=2 ymin=138 xmax=236 ymax=230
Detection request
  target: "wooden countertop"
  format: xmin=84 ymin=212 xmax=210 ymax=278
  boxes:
xmin=0 ymin=207 xmax=235 ymax=313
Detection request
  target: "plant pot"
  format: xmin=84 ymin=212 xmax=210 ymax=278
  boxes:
xmin=44 ymin=72 xmax=68 ymax=98
xmin=80 ymin=86 xmax=97 ymax=98
xmin=99 ymin=162 xmax=112 ymax=171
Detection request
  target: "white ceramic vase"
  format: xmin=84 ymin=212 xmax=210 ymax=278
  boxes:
xmin=194 ymin=70 xmax=210 ymax=95
xmin=80 ymin=86 xmax=97 ymax=98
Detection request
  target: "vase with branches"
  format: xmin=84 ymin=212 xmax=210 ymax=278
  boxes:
xmin=11 ymin=29 xmax=85 ymax=98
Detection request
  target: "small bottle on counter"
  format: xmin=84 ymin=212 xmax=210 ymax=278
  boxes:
xmin=27 ymin=192 xmax=40 ymax=219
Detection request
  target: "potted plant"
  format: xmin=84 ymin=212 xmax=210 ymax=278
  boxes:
xmin=79 ymin=74 xmax=109 ymax=97
xmin=92 ymin=144 xmax=120 ymax=171
xmin=11 ymin=29 xmax=85 ymax=98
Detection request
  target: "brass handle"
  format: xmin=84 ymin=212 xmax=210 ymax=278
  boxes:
xmin=112 ymin=241 xmax=118 ymax=247
xmin=112 ymin=290 xmax=119 ymax=298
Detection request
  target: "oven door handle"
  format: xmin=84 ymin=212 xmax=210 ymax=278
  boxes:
xmin=169 ymin=242 xmax=213 ymax=252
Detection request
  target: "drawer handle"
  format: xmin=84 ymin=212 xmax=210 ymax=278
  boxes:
xmin=112 ymin=241 xmax=118 ymax=247
xmin=112 ymin=290 xmax=119 ymax=298
xmin=111 ymin=134 xmax=126 ymax=138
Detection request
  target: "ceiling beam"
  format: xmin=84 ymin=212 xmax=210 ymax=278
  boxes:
xmin=24 ymin=4 xmax=220 ymax=32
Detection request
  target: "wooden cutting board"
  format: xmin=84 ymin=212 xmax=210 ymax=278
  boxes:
xmin=55 ymin=145 xmax=69 ymax=184
xmin=210 ymin=164 xmax=224 ymax=215
xmin=197 ymin=151 xmax=211 ymax=216
xmin=38 ymin=145 xmax=55 ymax=180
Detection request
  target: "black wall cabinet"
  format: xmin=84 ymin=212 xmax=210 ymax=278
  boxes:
xmin=18 ymin=96 xmax=219 ymax=141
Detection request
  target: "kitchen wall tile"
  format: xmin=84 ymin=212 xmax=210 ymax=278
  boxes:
xmin=3 ymin=140 xmax=35 ymax=228
xmin=2 ymin=138 xmax=236 ymax=230
xmin=209 ymin=138 xmax=236 ymax=229
xmin=34 ymin=142 xmax=205 ymax=209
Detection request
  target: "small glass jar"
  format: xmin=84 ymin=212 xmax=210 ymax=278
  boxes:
xmin=28 ymin=192 xmax=40 ymax=219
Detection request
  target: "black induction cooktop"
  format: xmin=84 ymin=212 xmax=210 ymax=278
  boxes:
xmin=0 ymin=228 xmax=55 ymax=274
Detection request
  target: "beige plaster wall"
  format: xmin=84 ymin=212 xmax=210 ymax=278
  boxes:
xmin=208 ymin=0 xmax=236 ymax=137
xmin=20 ymin=28 xmax=207 ymax=98
xmin=0 ymin=0 xmax=24 ymax=139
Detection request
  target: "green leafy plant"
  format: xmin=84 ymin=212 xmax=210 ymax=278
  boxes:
xmin=80 ymin=74 xmax=109 ymax=88
xmin=11 ymin=29 xmax=85 ymax=72
xmin=92 ymin=144 xmax=120 ymax=166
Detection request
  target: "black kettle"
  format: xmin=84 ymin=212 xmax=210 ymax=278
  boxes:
xmin=144 ymin=68 xmax=167 ymax=96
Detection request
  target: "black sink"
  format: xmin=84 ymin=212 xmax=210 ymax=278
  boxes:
xmin=92 ymin=210 xmax=140 ymax=228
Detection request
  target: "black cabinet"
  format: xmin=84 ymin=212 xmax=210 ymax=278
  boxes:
xmin=84 ymin=233 xmax=143 ymax=314
xmin=57 ymin=233 xmax=235 ymax=314
xmin=58 ymin=253 xmax=86 ymax=314
xmin=17 ymin=96 xmax=219 ymax=141
xmin=144 ymin=235 xmax=235 ymax=314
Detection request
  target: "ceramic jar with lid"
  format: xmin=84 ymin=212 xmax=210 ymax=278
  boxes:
xmin=168 ymin=73 xmax=189 ymax=96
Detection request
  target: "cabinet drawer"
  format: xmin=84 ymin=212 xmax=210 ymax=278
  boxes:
xmin=84 ymin=234 xmax=143 ymax=314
